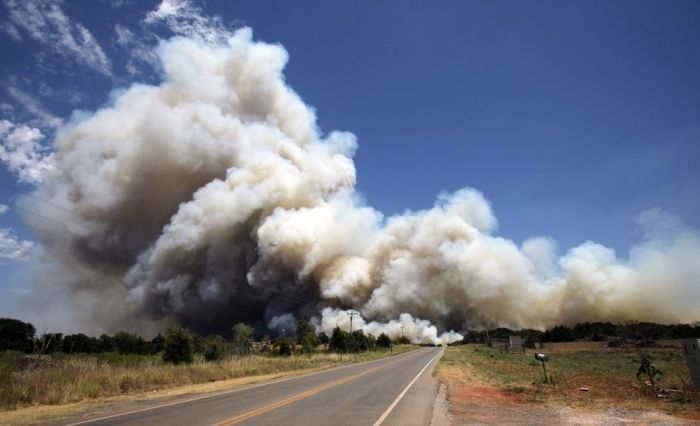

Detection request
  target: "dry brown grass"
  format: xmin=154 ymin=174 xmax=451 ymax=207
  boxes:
xmin=437 ymin=342 xmax=700 ymax=418
xmin=0 ymin=346 xmax=414 ymax=413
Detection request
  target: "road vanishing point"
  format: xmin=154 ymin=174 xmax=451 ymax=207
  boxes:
xmin=63 ymin=347 xmax=445 ymax=426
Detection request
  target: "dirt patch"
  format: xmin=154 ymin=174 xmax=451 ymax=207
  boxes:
xmin=452 ymin=384 xmax=528 ymax=405
xmin=447 ymin=383 xmax=697 ymax=425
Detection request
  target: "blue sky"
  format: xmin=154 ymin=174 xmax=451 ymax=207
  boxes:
xmin=0 ymin=1 xmax=699 ymax=301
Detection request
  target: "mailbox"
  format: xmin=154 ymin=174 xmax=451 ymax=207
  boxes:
xmin=535 ymin=353 xmax=549 ymax=362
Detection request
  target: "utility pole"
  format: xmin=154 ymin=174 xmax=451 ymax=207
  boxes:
xmin=401 ymin=326 xmax=405 ymax=338
xmin=347 ymin=310 xmax=359 ymax=333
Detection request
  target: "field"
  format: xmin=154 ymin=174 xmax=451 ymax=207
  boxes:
xmin=0 ymin=346 xmax=414 ymax=415
xmin=436 ymin=342 xmax=700 ymax=422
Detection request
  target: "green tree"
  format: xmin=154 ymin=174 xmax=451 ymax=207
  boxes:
xmin=191 ymin=333 xmax=205 ymax=354
xmin=277 ymin=337 xmax=294 ymax=356
xmin=36 ymin=333 xmax=63 ymax=354
xmin=97 ymin=334 xmax=115 ymax=353
xmin=162 ymin=326 xmax=193 ymax=364
xmin=296 ymin=320 xmax=315 ymax=343
xmin=297 ymin=319 xmax=319 ymax=351
xmin=394 ymin=336 xmax=410 ymax=345
xmin=543 ymin=325 xmax=576 ymax=342
xmin=329 ymin=327 xmax=351 ymax=353
xmin=301 ymin=334 xmax=316 ymax=354
xmin=377 ymin=333 xmax=392 ymax=348
xmin=149 ymin=333 xmax=165 ymax=354
xmin=62 ymin=333 xmax=98 ymax=353
xmin=0 ymin=318 xmax=36 ymax=353
xmin=114 ymin=331 xmax=147 ymax=354
xmin=231 ymin=323 xmax=254 ymax=356
xmin=204 ymin=335 xmax=225 ymax=361
xmin=351 ymin=330 xmax=375 ymax=352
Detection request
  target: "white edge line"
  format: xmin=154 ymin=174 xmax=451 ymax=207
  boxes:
xmin=63 ymin=347 xmax=425 ymax=426
xmin=373 ymin=347 xmax=445 ymax=426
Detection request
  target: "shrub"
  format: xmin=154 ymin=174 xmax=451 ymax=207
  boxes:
xmin=394 ymin=336 xmax=410 ymax=345
xmin=162 ymin=326 xmax=193 ymax=364
xmin=203 ymin=335 xmax=225 ymax=361
xmin=637 ymin=352 xmax=662 ymax=392
xmin=277 ymin=337 xmax=294 ymax=356
xmin=301 ymin=334 xmax=316 ymax=354
xmin=377 ymin=333 xmax=392 ymax=348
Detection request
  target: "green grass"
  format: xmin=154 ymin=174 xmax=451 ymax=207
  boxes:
xmin=0 ymin=346 xmax=414 ymax=410
xmin=437 ymin=343 xmax=700 ymax=415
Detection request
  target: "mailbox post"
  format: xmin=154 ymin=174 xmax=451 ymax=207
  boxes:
xmin=535 ymin=353 xmax=550 ymax=384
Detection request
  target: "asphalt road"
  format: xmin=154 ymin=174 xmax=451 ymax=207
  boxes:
xmin=64 ymin=347 xmax=445 ymax=426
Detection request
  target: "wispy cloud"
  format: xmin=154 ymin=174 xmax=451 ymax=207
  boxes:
xmin=0 ymin=120 xmax=56 ymax=184
xmin=114 ymin=24 xmax=160 ymax=76
xmin=0 ymin=204 xmax=8 ymax=215
xmin=6 ymin=84 xmax=63 ymax=129
xmin=144 ymin=0 xmax=234 ymax=44
xmin=2 ymin=0 xmax=112 ymax=77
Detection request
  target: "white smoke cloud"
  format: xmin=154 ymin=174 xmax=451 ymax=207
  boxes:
xmin=268 ymin=313 xmax=297 ymax=336
xmin=21 ymin=27 xmax=700 ymax=342
xmin=316 ymin=308 xmax=463 ymax=345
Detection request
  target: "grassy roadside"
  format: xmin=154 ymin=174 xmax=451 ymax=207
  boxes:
xmin=436 ymin=343 xmax=700 ymax=417
xmin=0 ymin=346 xmax=416 ymax=425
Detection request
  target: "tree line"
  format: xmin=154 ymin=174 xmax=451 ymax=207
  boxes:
xmin=0 ymin=317 xmax=411 ymax=365
xmin=458 ymin=321 xmax=700 ymax=345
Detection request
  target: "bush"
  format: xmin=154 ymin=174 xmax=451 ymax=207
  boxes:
xmin=319 ymin=333 xmax=329 ymax=345
xmin=377 ymin=333 xmax=392 ymax=348
xmin=394 ymin=336 xmax=410 ymax=345
xmin=203 ymin=335 xmax=225 ymax=361
xmin=277 ymin=337 xmax=294 ymax=356
xmin=352 ymin=330 xmax=376 ymax=352
xmin=301 ymin=334 xmax=316 ymax=354
xmin=162 ymin=326 xmax=193 ymax=364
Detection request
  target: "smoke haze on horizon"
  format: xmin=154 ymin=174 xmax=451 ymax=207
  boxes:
xmin=9 ymin=28 xmax=700 ymax=344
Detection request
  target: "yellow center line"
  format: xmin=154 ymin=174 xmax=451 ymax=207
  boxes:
xmin=212 ymin=361 xmax=392 ymax=426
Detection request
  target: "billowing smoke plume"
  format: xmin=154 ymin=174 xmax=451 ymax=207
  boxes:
xmin=25 ymin=29 xmax=700 ymax=342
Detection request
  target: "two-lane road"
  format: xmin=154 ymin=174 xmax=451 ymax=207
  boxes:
xmin=65 ymin=347 xmax=445 ymax=426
